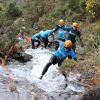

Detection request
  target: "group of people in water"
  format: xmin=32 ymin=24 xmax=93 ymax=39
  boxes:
xmin=31 ymin=19 xmax=84 ymax=51
xmin=17 ymin=19 xmax=84 ymax=80
xmin=1 ymin=19 xmax=99 ymax=100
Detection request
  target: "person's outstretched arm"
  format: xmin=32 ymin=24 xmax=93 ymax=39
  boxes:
xmin=53 ymin=25 xmax=59 ymax=32
xmin=77 ymin=31 xmax=84 ymax=48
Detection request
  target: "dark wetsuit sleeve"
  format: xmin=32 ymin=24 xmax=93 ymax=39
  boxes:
xmin=53 ymin=25 xmax=67 ymax=33
xmin=76 ymin=30 xmax=84 ymax=47
xmin=78 ymin=31 xmax=84 ymax=47
xmin=53 ymin=25 xmax=59 ymax=32
xmin=60 ymin=26 xmax=67 ymax=30
xmin=76 ymin=30 xmax=81 ymax=38
xmin=66 ymin=27 xmax=70 ymax=32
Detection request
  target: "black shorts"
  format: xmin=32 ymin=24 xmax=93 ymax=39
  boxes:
xmin=49 ymin=55 xmax=63 ymax=66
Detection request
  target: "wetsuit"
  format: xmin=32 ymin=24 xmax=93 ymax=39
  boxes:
xmin=53 ymin=25 xmax=67 ymax=42
xmin=31 ymin=33 xmax=41 ymax=49
xmin=40 ymin=41 xmax=76 ymax=78
xmin=66 ymin=27 xmax=81 ymax=52
xmin=40 ymin=30 xmax=54 ymax=48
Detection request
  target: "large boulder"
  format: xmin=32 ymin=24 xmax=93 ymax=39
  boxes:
xmin=12 ymin=51 xmax=33 ymax=62
xmin=11 ymin=46 xmax=33 ymax=62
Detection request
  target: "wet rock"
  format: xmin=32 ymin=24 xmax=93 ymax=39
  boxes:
xmin=15 ymin=81 xmax=52 ymax=100
xmin=15 ymin=46 xmax=33 ymax=62
xmin=70 ymin=94 xmax=81 ymax=100
xmin=8 ymin=48 xmax=86 ymax=100
xmin=49 ymin=91 xmax=70 ymax=100
xmin=11 ymin=51 xmax=33 ymax=62
xmin=0 ymin=78 xmax=21 ymax=100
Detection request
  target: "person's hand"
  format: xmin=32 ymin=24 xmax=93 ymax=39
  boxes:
xmin=56 ymin=25 xmax=60 ymax=28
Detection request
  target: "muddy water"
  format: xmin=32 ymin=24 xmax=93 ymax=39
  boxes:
xmin=0 ymin=48 xmax=85 ymax=100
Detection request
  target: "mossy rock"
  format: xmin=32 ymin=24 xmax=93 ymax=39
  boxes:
xmin=59 ymin=59 xmax=77 ymax=72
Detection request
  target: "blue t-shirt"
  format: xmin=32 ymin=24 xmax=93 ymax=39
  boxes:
xmin=40 ymin=30 xmax=54 ymax=38
xmin=67 ymin=27 xmax=81 ymax=43
xmin=31 ymin=33 xmax=40 ymax=40
xmin=57 ymin=25 xmax=67 ymax=40
xmin=53 ymin=41 xmax=76 ymax=59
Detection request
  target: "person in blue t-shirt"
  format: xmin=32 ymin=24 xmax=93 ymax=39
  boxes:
xmin=40 ymin=30 xmax=54 ymax=48
xmin=66 ymin=22 xmax=84 ymax=52
xmin=31 ymin=31 xmax=43 ymax=49
xmin=53 ymin=19 xmax=67 ymax=42
xmin=40 ymin=40 xmax=77 ymax=80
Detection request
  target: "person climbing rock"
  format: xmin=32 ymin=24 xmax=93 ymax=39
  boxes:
xmin=40 ymin=40 xmax=77 ymax=80
xmin=66 ymin=22 xmax=84 ymax=52
xmin=40 ymin=30 xmax=54 ymax=48
xmin=53 ymin=19 xmax=68 ymax=42
xmin=31 ymin=31 xmax=43 ymax=49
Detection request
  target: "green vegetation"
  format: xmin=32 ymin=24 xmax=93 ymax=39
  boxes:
xmin=6 ymin=2 xmax=22 ymax=19
xmin=86 ymin=0 xmax=100 ymax=20
xmin=59 ymin=59 xmax=77 ymax=72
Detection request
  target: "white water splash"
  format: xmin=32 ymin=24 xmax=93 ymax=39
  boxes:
xmin=8 ymin=48 xmax=85 ymax=99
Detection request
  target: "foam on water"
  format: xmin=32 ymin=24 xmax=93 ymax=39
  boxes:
xmin=9 ymin=48 xmax=85 ymax=96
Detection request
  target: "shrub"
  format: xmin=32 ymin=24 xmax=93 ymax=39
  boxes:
xmin=6 ymin=2 xmax=22 ymax=19
xmin=90 ymin=23 xmax=100 ymax=49
xmin=86 ymin=0 xmax=100 ymax=20
xmin=59 ymin=59 xmax=77 ymax=72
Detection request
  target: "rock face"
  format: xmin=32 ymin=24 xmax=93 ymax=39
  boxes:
xmin=11 ymin=51 xmax=33 ymax=62
xmin=10 ymin=46 xmax=32 ymax=62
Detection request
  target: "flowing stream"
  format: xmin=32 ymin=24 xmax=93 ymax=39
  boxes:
xmin=0 ymin=48 xmax=85 ymax=100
